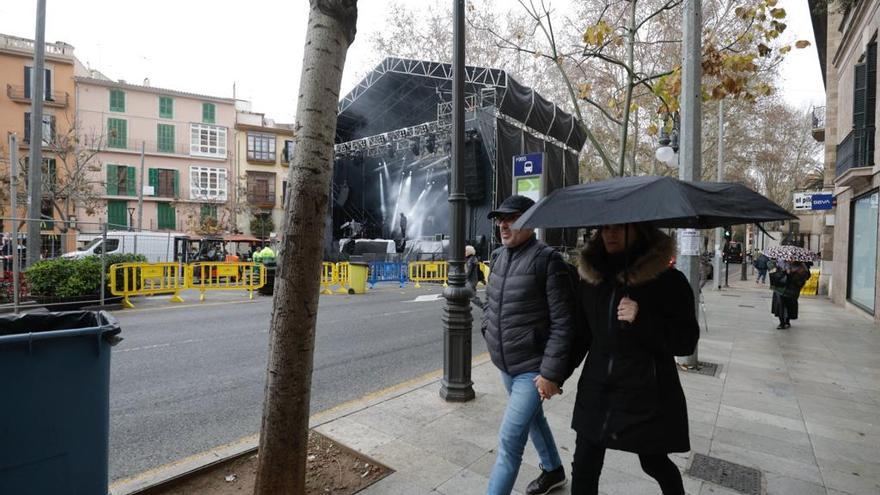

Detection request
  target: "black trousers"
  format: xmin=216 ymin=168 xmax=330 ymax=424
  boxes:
xmin=570 ymin=435 xmax=685 ymax=495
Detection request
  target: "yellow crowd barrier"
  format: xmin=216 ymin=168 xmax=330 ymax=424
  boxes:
xmin=109 ymin=262 xmax=187 ymax=309
xmin=409 ymin=261 xmax=448 ymax=288
xmin=800 ymin=268 xmax=820 ymax=296
xmin=188 ymin=262 xmax=265 ymax=301
xmin=109 ymin=261 xmax=264 ymax=307
xmin=335 ymin=262 xmax=351 ymax=294
xmin=479 ymin=262 xmax=490 ymax=286
xmin=321 ymin=262 xmax=337 ymax=295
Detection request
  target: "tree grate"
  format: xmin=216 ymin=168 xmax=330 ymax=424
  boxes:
xmin=687 ymin=453 xmax=762 ymax=495
xmin=679 ymin=361 xmax=719 ymax=376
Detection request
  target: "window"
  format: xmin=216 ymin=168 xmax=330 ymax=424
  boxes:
xmin=157 ymin=124 xmax=175 ymax=153
xmin=157 ymin=202 xmax=176 ymax=230
xmin=849 ymin=191 xmax=878 ymax=313
xmin=202 ymin=103 xmax=216 ymax=124
xmin=200 ymin=204 xmax=217 ymax=222
xmin=24 ymin=66 xmax=53 ymax=101
xmin=21 ymin=158 xmax=56 ymax=193
xmin=110 ymin=89 xmax=126 ymax=112
xmin=282 ymin=179 xmax=289 ymax=207
xmin=106 ymin=164 xmax=136 ymax=196
xmin=190 ymin=124 xmax=227 ymax=157
xmin=247 ymin=133 xmax=276 ymax=162
xmin=247 ymin=171 xmax=276 ymax=207
xmin=190 ymin=166 xmax=228 ymax=201
xmin=852 ymin=39 xmax=877 ymax=167
xmin=107 ymin=200 xmax=128 ymax=229
xmin=108 ymin=118 xmax=127 ymax=149
xmin=149 ymin=168 xmax=179 ymax=198
xmin=24 ymin=113 xmax=55 ymax=146
xmin=282 ymin=140 xmax=295 ymax=164
xmin=40 ymin=198 xmax=54 ymax=229
xmin=159 ymin=96 xmax=174 ymax=119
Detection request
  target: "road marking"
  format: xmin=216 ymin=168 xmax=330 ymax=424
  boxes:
xmin=109 ymin=352 xmax=492 ymax=492
xmin=118 ymin=298 xmax=261 ymax=314
xmin=411 ymin=294 xmax=443 ymax=302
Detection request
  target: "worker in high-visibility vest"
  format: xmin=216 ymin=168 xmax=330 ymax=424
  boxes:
xmin=253 ymin=246 xmax=276 ymax=263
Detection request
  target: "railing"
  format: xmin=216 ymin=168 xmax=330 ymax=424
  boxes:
xmin=0 ymin=34 xmax=75 ymax=56
xmin=836 ymin=128 xmax=875 ymax=178
xmin=7 ymin=84 xmax=69 ymax=107
xmin=247 ymin=194 xmax=276 ymax=208
xmin=100 ymin=138 xmax=192 ymax=156
xmin=811 ymin=106 xmax=826 ymax=129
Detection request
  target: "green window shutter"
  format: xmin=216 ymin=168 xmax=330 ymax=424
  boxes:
xmin=107 ymin=200 xmax=127 ymax=229
xmin=158 ymin=203 xmax=176 ymax=230
xmin=108 ymin=118 xmax=127 ymax=148
xmin=157 ymin=124 xmax=174 ymax=153
xmin=106 ymin=164 xmax=118 ymax=195
xmin=126 ymin=167 xmax=136 ymax=196
xmin=159 ymin=96 xmax=173 ymax=118
xmin=173 ymin=169 xmax=180 ymax=198
xmin=110 ymin=89 xmax=125 ymax=112
xmin=202 ymin=103 xmax=215 ymax=124
xmin=148 ymin=168 xmax=159 ymax=196
xmin=200 ymin=204 xmax=217 ymax=222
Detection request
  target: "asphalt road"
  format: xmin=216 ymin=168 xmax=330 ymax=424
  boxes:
xmin=108 ymin=285 xmax=486 ymax=482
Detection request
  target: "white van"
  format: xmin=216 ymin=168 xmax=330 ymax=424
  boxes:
xmin=62 ymin=231 xmax=183 ymax=263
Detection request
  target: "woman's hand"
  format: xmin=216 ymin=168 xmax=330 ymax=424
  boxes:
xmin=617 ymin=296 xmax=639 ymax=323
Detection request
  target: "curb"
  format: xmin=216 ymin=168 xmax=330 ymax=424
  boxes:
xmin=109 ymin=352 xmax=492 ymax=495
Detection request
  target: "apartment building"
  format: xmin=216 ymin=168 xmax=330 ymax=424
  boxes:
xmin=234 ymin=108 xmax=294 ymax=238
xmin=75 ymin=77 xmax=237 ymax=233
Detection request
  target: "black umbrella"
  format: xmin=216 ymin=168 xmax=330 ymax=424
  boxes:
xmin=513 ymin=175 xmax=796 ymax=230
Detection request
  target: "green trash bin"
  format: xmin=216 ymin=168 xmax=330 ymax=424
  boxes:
xmin=0 ymin=311 xmax=121 ymax=495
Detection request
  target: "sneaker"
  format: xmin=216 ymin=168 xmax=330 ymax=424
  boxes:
xmin=526 ymin=465 xmax=566 ymax=495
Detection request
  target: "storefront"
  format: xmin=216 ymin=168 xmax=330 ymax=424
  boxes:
xmin=848 ymin=190 xmax=878 ymax=313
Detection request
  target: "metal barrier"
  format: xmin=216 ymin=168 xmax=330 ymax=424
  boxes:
xmin=321 ymin=262 xmax=337 ymax=295
xmin=188 ymin=262 xmax=265 ymax=301
xmin=408 ymin=261 xmax=448 ymax=288
xmin=368 ymin=261 xmax=408 ymax=288
xmin=335 ymin=262 xmax=351 ymax=294
xmin=109 ymin=262 xmax=186 ymax=309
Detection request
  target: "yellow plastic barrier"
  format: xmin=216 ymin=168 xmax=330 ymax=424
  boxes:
xmin=479 ymin=262 xmax=490 ymax=286
xmin=321 ymin=262 xmax=337 ymax=295
xmin=409 ymin=261 xmax=449 ymax=288
xmin=335 ymin=262 xmax=351 ymax=294
xmin=187 ymin=262 xmax=265 ymax=301
xmin=800 ymin=268 xmax=820 ymax=296
xmin=109 ymin=262 xmax=186 ymax=309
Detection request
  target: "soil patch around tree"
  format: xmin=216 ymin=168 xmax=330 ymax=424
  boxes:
xmin=144 ymin=430 xmax=391 ymax=495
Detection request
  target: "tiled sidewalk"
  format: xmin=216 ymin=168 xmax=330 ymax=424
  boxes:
xmin=315 ymin=280 xmax=880 ymax=494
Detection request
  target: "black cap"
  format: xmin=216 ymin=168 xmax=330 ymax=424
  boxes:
xmin=487 ymin=195 xmax=535 ymax=219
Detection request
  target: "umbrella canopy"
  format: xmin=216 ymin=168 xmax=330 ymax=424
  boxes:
xmin=763 ymin=245 xmax=817 ymax=262
xmin=513 ymin=175 xmax=796 ymax=230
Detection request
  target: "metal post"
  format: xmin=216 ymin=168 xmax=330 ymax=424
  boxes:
xmin=136 ymin=141 xmax=145 ymax=254
xmin=677 ymin=0 xmax=702 ymax=368
xmin=9 ymin=134 xmax=20 ymax=313
xmin=26 ymin=0 xmax=48 ymax=267
xmin=440 ymin=0 xmax=475 ymax=402
xmin=714 ymin=99 xmax=724 ymax=290
xmin=100 ymin=223 xmax=107 ymax=306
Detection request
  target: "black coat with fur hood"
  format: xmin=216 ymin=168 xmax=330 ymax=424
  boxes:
xmin=572 ymin=230 xmax=699 ymax=454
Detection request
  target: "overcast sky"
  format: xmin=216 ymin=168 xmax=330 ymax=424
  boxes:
xmin=0 ymin=0 xmax=824 ymax=122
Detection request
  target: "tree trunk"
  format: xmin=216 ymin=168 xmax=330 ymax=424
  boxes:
xmin=616 ymin=0 xmax=637 ymax=177
xmin=253 ymin=2 xmax=357 ymax=494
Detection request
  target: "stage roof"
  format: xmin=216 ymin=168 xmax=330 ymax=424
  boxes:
xmin=336 ymin=57 xmax=586 ymax=151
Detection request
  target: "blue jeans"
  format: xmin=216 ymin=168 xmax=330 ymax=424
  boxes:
xmin=487 ymin=371 xmax=563 ymax=495
xmin=757 ymin=268 xmax=767 ymax=283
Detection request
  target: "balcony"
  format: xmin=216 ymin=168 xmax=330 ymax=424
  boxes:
xmin=835 ymin=128 xmax=874 ymax=187
xmin=7 ymin=84 xmax=69 ymax=108
xmin=96 ymin=137 xmax=192 ymax=157
xmin=811 ymin=106 xmax=825 ymax=142
xmin=247 ymin=193 xmax=276 ymax=209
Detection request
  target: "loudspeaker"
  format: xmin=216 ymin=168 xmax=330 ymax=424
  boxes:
xmin=463 ymin=137 xmax=486 ymax=203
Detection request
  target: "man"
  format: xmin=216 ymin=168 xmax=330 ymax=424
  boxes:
xmin=483 ymin=195 xmax=576 ymax=495
xmin=464 ymin=244 xmax=483 ymax=307
xmin=399 ymin=213 xmax=408 ymax=239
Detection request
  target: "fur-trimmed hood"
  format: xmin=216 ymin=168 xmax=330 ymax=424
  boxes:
xmin=578 ymin=230 xmax=676 ymax=287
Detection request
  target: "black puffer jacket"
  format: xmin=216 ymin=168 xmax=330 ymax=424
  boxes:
xmin=572 ymin=231 xmax=699 ymax=454
xmin=482 ymin=236 xmax=576 ymax=384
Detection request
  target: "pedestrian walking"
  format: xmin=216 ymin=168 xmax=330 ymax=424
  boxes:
xmin=753 ymin=252 xmax=770 ymax=284
xmin=568 ymin=223 xmax=699 ymax=495
xmin=769 ymin=260 xmax=810 ymax=329
xmin=464 ymin=244 xmax=484 ymax=308
xmin=483 ymin=195 xmax=577 ymax=495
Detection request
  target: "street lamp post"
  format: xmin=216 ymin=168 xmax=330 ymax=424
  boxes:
xmin=440 ymin=0 xmax=475 ymax=402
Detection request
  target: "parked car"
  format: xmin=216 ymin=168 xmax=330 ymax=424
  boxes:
xmin=63 ymin=231 xmax=183 ymax=263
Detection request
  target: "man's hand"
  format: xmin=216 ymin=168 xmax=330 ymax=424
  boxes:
xmin=617 ymin=296 xmax=639 ymax=323
xmin=533 ymin=375 xmax=561 ymax=400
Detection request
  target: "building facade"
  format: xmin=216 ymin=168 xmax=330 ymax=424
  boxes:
xmin=0 ymin=33 xmax=79 ymax=254
xmin=812 ymin=0 xmax=880 ymax=321
xmin=234 ymin=109 xmax=294 ymax=239
xmin=75 ymin=77 xmax=237 ymax=234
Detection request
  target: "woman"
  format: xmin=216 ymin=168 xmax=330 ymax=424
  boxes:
xmin=770 ymin=260 xmax=810 ymax=329
xmin=569 ymin=223 xmax=699 ymax=494
xmin=464 ymin=244 xmax=483 ymax=307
